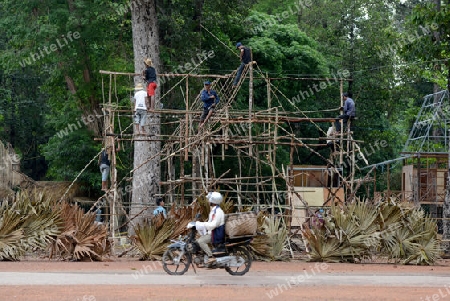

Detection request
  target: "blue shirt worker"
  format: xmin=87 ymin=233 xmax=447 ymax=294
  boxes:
xmin=199 ymin=81 xmax=220 ymax=127
xmin=153 ymin=197 xmax=167 ymax=218
xmin=335 ymin=92 xmax=356 ymax=131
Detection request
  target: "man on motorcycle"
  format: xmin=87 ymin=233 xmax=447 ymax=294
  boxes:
xmin=195 ymin=192 xmax=226 ymax=265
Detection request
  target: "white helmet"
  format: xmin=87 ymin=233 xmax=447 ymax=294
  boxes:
xmin=208 ymin=192 xmax=223 ymax=205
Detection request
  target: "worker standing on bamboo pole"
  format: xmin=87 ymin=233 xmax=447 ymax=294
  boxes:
xmin=142 ymin=58 xmax=158 ymax=111
xmin=233 ymin=42 xmax=251 ymax=86
xmin=199 ymin=81 xmax=220 ymax=128
xmin=99 ymin=146 xmax=111 ymax=191
xmin=133 ymin=83 xmax=149 ymax=135
xmin=335 ymin=92 xmax=355 ymax=131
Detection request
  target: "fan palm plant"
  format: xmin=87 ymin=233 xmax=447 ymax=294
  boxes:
xmin=301 ymin=197 xmax=441 ymax=265
xmin=133 ymin=216 xmax=175 ymax=260
xmin=132 ymin=202 xmax=202 ymax=260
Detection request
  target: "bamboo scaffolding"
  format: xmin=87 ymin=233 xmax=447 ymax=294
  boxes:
xmin=99 ymin=65 xmax=359 ymax=236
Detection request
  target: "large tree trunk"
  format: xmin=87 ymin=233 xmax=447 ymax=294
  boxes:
xmin=129 ymin=0 xmax=161 ymax=234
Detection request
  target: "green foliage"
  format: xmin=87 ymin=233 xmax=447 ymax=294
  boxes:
xmin=42 ymin=128 xmax=99 ymax=187
xmin=0 ymin=0 xmax=448 ymax=202
xmin=403 ymin=3 xmax=450 ymax=89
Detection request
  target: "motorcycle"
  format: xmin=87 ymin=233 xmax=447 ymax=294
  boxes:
xmin=162 ymin=221 xmax=253 ymax=276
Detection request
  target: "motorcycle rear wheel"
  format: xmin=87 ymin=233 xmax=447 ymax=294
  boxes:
xmin=225 ymin=246 xmax=252 ymax=276
xmin=162 ymin=248 xmax=191 ymax=275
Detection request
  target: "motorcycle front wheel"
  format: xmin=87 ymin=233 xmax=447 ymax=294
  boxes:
xmin=225 ymin=246 xmax=252 ymax=276
xmin=162 ymin=248 xmax=191 ymax=275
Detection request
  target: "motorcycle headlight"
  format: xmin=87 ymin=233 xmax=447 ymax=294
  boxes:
xmin=186 ymin=242 xmax=195 ymax=252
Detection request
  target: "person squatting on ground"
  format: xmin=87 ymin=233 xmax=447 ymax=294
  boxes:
xmin=199 ymin=81 xmax=220 ymax=128
xmin=233 ymin=42 xmax=252 ymax=86
xmin=142 ymin=58 xmax=157 ymax=111
xmin=335 ymin=92 xmax=356 ymax=131
xmin=132 ymin=83 xmax=150 ymax=135
xmin=153 ymin=197 xmax=167 ymax=219
xmin=195 ymin=192 xmax=226 ymax=264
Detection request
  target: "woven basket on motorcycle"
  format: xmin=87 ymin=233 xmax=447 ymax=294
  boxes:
xmin=225 ymin=211 xmax=257 ymax=238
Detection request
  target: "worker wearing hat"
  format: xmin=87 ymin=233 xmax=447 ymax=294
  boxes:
xmin=199 ymin=80 xmax=220 ymax=128
xmin=233 ymin=42 xmax=252 ymax=86
xmin=133 ymin=83 xmax=149 ymax=135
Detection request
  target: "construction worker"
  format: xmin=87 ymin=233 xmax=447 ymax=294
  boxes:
xmin=199 ymin=81 xmax=220 ymax=128
xmin=335 ymin=92 xmax=355 ymax=131
xmin=133 ymin=83 xmax=149 ymax=135
xmin=233 ymin=42 xmax=252 ymax=86
xmin=142 ymin=58 xmax=157 ymax=110
xmin=99 ymin=146 xmax=111 ymax=191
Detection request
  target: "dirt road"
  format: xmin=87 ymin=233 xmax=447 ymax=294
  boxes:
xmin=0 ymin=258 xmax=449 ymax=301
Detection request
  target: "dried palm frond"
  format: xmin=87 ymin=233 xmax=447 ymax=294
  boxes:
xmin=0 ymin=191 xmax=61 ymax=261
xmin=169 ymin=202 xmax=201 ymax=239
xmin=49 ymin=202 xmax=110 ymax=261
xmin=249 ymin=213 xmax=271 ymax=259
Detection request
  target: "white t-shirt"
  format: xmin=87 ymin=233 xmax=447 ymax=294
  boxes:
xmin=134 ymin=90 xmax=147 ymax=110
xmin=326 ymin=126 xmax=335 ymax=144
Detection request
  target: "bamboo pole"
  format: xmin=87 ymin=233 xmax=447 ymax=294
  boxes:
xmin=180 ymin=149 xmax=185 ymax=203
xmin=238 ymin=149 xmax=243 ymax=209
xmin=99 ymin=70 xmax=353 ymax=82
xmin=167 ymin=148 xmax=174 ymax=205
xmin=339 ymin=80 xmax=344 ymax=168
xmin=249 ymin=62 xmax=253 ymax=157
xmin=184 ymin=76 xmax=189 ymax=161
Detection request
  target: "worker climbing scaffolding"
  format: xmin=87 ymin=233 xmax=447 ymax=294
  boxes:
xmin=199 ymin=80 xmax=220 ymax=128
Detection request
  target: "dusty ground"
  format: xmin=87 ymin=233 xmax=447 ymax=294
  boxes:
xmin=0 ymin=257 xmax=449 ymax=301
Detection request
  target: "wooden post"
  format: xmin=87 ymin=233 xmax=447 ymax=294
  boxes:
xmin=417 ymin=154 xmax=421 ymax=205
xmin=180 ymin=151 xmax=185 ymax=203
xmin=387 ymin=163 xmax=391 ymax=197
xmin=248 ymin=62 xmax=253 ymax=157
xmin=224 ymin=105 xmax=230 ymax=149
xmin=236 ymin=174 xmax=242 ymax=210
xmin=168 ymin=148 xmax=174 ymax=205
xmin=288 ymin=137 xmax=295 ymax=230
xmin=374 ymin=168 xmax=377 ymax=198
xmin=204 ymin=142 xmax=209 ymax=189
xmin=184 ymin=76 xmax=189 ymax=161
xmin=350 ymin=139 xmax=355 ymax=200
xmin=192 ymin=148 xmax=198 ymax=199
xmin=255 ymin=147 xmax=260 ymax=210
xmin=238 ymin=150 xmax=242 ymax=209
xmin=108 ymin=74 xmax=117 ymax=240
xmin=339 ymin=80 xmax=344 ymax=168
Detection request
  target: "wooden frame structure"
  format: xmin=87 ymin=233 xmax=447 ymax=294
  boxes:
xmin=97 ymin=63 xmax=359 ymax=236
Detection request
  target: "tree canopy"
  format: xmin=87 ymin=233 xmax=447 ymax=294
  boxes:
xmin=0 ymin=0 xmax=448 ymax=198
